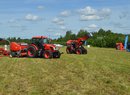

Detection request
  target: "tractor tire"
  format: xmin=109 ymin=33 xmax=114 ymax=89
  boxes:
xmin=76 ymin=48 xmax=82 ymax=54
xmin=43 ymin=50 xmax=53 ymax=59
xmin=53 ymin=51 xmax=61 ymax=58
xmin=66 ymin=47 xmax=72 ymax=54
xmin=81 ymin=47 xmax=87 ymax=54
xmin=10 ymin=51 xmax=17 ymax=57
xmin=83 ymin=49 xmax=87 ymax=54
xmin=27 ymin=46 xmax=37 ymax=58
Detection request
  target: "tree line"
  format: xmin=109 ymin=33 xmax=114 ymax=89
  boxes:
xmin=0 ymin=28 xmax=130 ymax=48
xmin=53 ymin=28 xmax=130 ymax=48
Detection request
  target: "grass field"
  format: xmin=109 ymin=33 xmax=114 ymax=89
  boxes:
xmin=0 ymin=47 xmax=130 ymax=95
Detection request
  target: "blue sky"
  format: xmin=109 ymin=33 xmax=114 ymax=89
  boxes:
xmin=0 ymin=0 xmax=130 ymax=38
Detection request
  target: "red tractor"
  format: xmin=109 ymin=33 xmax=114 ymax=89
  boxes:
xmin=66 ymin=33 xmax=92 ymax=54
xmin=27 ymin=36 xmax=61 ymax=58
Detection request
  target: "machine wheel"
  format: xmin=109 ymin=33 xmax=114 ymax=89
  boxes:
xmin=76 ymin=49 xmax=82 ymax=54
xmin=83 ymin=49 xmax=87 ymax=54
xmin=27 ymin=46 xmax=37 ymax=58
xmin=66 ymin=47 xmax=72 ymax=54
xmin=53 ymin=51 xmax=61 ymax=58
xmin=43 ymin=50 xmax=53 ymax=59
xmin=10 ymin=51 xmax=17 ymax=57
xmin=81 ymin=47 xmax=87 ymax=54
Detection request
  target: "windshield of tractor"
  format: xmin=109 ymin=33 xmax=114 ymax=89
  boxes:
xmin=32 ymin=38 xmax=51 ymax=44
xmin=42 ymin=38 xmax=51 ymax=44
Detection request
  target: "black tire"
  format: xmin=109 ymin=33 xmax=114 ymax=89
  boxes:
xmin=43 ymin=50 xmax=53 ymax=59
xmin=53 ymin=51 xmax=61 ymax=58
xmin=66 ymin=47 xmax=72 ymax=54
xmin=27 ymin=46 xmax=37 ymax=58
xmin=83 ymin=49 xmax=87 ymax=54
xmin=10 ymin=51 xmax=17 ymax=57
xmin=75 ymin=48 xmax=82 ymax=54
xmin=81 ymin=47 xmax=87 ymax=54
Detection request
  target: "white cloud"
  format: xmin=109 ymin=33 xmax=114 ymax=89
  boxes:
xmin=60 ymin=11 xmax=70 ymax=17
xmin=52 ymin=17 xmax=64 ymax=25
xmin=80 ymin=15 xmax=101 ymax=21
xmin=88 ymin=24 xmax=98 ymax=28
xmin=25 ymin=14 xmax=41 ymax=21
xmin=78 ymin=6 xmax=96 ymax=15
xmin=37 ymin=5 xmax=44 ymax=10
xmin=78 ymin=6 xmax=111 ymax=21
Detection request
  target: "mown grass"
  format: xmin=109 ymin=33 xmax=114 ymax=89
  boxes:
xmin=0 ymin=47 xmax=130 ymax=95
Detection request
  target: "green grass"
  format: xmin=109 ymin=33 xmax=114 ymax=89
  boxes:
xmin=0 ymin=47 xmax=130 ymax=95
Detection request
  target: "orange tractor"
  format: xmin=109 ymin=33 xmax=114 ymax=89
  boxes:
xmin=26 ymin=36 xmax=61 ymax=58
xmin=66 ymin=33 xmax=92 ymax=54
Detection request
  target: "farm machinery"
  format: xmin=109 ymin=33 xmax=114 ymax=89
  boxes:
xmin=66 ymin=33 xmax=92 ymax=54
xmin=10 ymin=42 xmax=28 ymax=57
xmin=26 ymin=36 xmax=61 ymax=58
xmin=0 ymin=38 xmax=10 ymax=56
xmin=116 ymin=35 xmax=130 ymax=52
xmin=0 ymin=36 xmax=61 ymax=58
xmin=0 ymin=47 xmax=10 ymax=56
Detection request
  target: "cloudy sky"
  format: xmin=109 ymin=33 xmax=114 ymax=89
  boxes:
xmin=0 ymin=0 xmax=130 ymax=38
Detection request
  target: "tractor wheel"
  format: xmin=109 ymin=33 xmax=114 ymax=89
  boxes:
xmin=43 ymin=50 xmax=53 ymax=59
xmin=27 ymin=46 xmax=37 ymax=58
xmin=83 ymin=49 xmax=87 ymax=54
xmin=76 ymin=48 xmax=82 ymax=54
xmin=81 ymin=47 xmax=87 ymax=54
xmin=10 ymin=52 xmax=16 ymax=57
xmin=66 ymin=47 xmax=72 ymax=54
xmin=53 ymin=51 xmax=61 ymax=58
xmin=56 ymin=51 xmax=61 ymax=58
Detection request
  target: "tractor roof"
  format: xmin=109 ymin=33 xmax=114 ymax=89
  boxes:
xmin=32 ymin=36 xmax=48 ymax=39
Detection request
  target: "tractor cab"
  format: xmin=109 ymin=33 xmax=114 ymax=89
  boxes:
xmin=31 ymin=36 xmax=51 ymax=49
xmin=32 ymin=36 xmax=51 ymax=44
